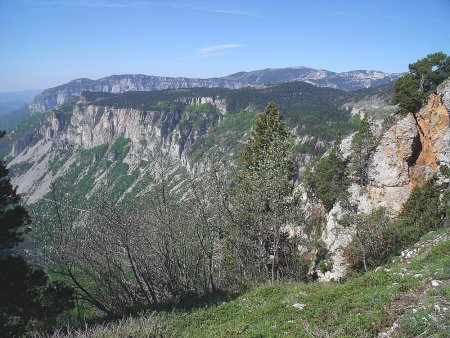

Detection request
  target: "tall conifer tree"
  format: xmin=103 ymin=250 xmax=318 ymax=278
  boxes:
xmin=230 ymin=103 xmax=297 ymax=284
xmin=0 ymin=132 xmax=73 ymax=337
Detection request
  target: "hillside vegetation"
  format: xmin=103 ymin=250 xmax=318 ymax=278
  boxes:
xmin=1 ymin=53 xmax=448 ymax=337
xmin=0 ymin=80 xmax=396 ymax=212
xmin=81 ymin=80 xmax=362 ymax=140
xmin=42 ymin=228 xmax=450 ymax=337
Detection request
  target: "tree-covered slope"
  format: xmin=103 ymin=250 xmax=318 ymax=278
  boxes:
xmin=28 ymin=67 xmax=400 ymax=113
xmin=1 ymin=81 xmax=396 ymax=209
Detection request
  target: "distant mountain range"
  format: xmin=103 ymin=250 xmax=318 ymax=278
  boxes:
xmin=29 ymin=66 xmax=401 ymax=113
xmin=222 ymin=67 xmax=400 ymax=90
xmin=0 ymin=89 xmax=42 ymax=115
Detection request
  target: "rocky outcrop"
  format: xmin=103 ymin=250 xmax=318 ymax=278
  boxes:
xmin=175 ymin=97 xmax=228 ymax=115
xmin=319 ymin=203 xmax=355 ymax=280
xmin=11 ymin=132 xmax=39 ymax=157
xmin=438 ymin=81 xmax=450 ymax=170
xmin=439 ymin=80 xmax=450 ymax=111
xmin=61 ymin=103 xmax=221 ymax=157
xmin=410 ymin=81 xmax=450 ymax=184
xmin=317 ymin=81 xmax=450 ymax=281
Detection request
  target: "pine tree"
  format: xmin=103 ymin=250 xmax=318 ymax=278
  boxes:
xmin=350 ymin=115 xmax=375 ymax=185
xmin=304 ymin=135 xmax=349 ymax=211
xmin=392 ymin=74 xmax=426 ymax=114
xmin=408 ymin=52 xmax=450 ymax=91
xmin=393 ymin=52 xmax=449 ymax=114
xmin=239 ymin=102 xmax=293 ymax=173
xmin=0 ymin=132 xmax=73 ymax=337
xmin=0 ymin=133 xmax=31 ymax=249
xmin=230 ymin=103 xmax=297 ymax=284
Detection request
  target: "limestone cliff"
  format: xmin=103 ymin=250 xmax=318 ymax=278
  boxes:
xmin=411 ymin=80 xmax=450 ymax=184
xmin=8 ymin=81 xmax=371 ymax=205
xmin=8 ymin=95 xmax=225 ymax=203
xmin=316 ymin=80 xmax=450 ymax=281
xmin=29 ymin=75 xmax=243 ymax=113
xmin=29 ymin=68 xmax=400 ymax=113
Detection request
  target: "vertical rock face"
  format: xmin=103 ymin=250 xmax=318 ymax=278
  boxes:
xmin=320 ymin=203 xmax=354 ymax=280
xmin=318 ymin=80 xmax=450 ymax=281
xmin=439 ymin=81 xmax=450 ymax=169
xmin=11 ymin=133 xmax=38 ymax=157
xmin=27 ymin=75 xmax=241 ymax=113
xmin=369 ymin=114 xmax=418 ymax=186
xmin=175 ymin=97 xmax=228 ymax=115
xmin=439 ymin=80 xmax=450 ymax=111
xmin=8 ymin=96 xmax=226 ymax=203
xmin=410 ymin=81 xmax=450 ymax=184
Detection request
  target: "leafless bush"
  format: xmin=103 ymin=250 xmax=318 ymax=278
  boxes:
xmin=34 ymin=153 xmax=233 ymax=316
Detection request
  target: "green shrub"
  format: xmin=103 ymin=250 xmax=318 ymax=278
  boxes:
xmin=318 ymin=260 xmax=333 ymax=273
xmin=303 ymin=142 xmax=349 ymax=211
xmin=393 ymin=52 xmax=450 ymax=114
xmin=384 ymin=180 xmax=445 ymax=257
xmin=392 ymin=74 xmax=426 ymax=114
xmin=186 ymin=103 xmax=216 ymax=114
xmin=343 ymin=208 xmax=390 ymax=272
xmin=344 ymin=180 xmax=445 ymax=273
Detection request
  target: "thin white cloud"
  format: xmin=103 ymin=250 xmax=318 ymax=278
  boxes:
xmin=170 ymin=1 xmax=208 ymax=10
xmin=199 ymin=44 xmax=242 ymax=57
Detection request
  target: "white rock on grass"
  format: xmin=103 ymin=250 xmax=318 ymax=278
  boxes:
xmin=293 ymin=303 xmax=306 ymax=310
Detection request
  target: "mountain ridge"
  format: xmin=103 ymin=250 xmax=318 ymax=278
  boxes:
xmin=3 ymin=81 xmax=397 ymax=205
xmin=28 ymin=66 xmax=401 ymax=114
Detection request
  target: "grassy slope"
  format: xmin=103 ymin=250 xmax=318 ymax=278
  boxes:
xmin=48 ymin=228 xmax=450 ymax=338
xmin=0 ymin=106 xmax=32 ymax=131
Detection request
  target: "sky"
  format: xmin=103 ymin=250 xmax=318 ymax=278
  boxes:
xmin=0 ymin=0 xmax=449 ymax=91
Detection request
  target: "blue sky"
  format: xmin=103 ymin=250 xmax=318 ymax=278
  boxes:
xmin=0 ymin=0 xmax=449 ymax=91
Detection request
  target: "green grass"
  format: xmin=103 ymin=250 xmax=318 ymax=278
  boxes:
xmin=186 ymin=103 xmax=216 ymax=114
xmin=164 ymin=229 xmax=449 ymax=337
xmin=36 ymin=227 xmax=450 ymax=337
xmin=395 ymin=232 xmax=450 ymax=337
xmin=409 ymin=240 xmax=450 ymax=280
xmin=187 ymin=110 xmax=258 ymax=163
xmin=167 ymin=271 xmax=418 ymax=337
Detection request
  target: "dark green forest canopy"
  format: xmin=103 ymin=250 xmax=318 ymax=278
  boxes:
xmin=81 ymin=81 xmax=394 ymax=141
xmin=0 ymin=81 xmax=394 ymax=164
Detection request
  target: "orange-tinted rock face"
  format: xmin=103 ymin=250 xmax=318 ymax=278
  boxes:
xmin=311 ymin=80 xmax=450 ymax=282
xmin=410 ymin=92 xmax=450 ymax=187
